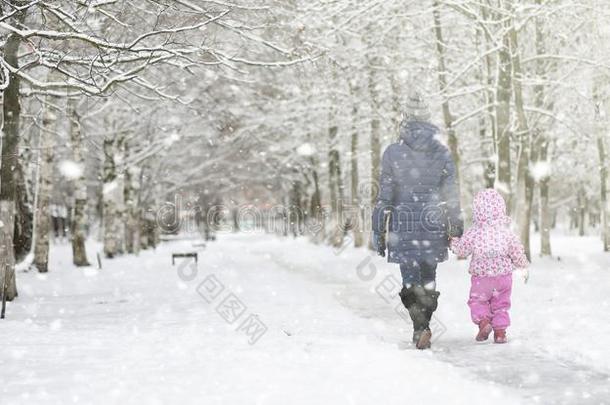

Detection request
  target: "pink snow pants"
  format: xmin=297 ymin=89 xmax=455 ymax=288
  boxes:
xmin=468 ymin=274 xmax=512 ymax=330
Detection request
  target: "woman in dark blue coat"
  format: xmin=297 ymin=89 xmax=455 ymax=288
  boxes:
xmin=372 ymin=91 xmax=463 ymax=349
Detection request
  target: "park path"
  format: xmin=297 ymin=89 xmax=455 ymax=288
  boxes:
xmin=1 ymin=233 xmax=609 ymax=404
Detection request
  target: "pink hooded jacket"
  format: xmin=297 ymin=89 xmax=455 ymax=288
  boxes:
xmin=450 ymin=189 xmax=529 ymax=277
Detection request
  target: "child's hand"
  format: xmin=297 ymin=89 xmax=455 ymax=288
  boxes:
xmin=520 ymin=267 xmax=529 ymax=284
xmin=449 ymin=236 xmax=466 ymax=260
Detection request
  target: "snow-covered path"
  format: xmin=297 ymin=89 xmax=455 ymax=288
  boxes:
xmin=2 ymin=233 xmax=609 ymax=405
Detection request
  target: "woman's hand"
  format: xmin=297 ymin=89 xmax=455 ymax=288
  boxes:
xmin=373 ymin=232 xmax=386 ymax=257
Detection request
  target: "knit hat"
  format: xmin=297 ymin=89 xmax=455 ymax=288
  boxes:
xmin=403 ymin=90 xmax=431 ymax=122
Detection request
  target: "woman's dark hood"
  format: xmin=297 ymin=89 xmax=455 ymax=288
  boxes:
xmin=399 ymin=120 xmax=441 ymax=151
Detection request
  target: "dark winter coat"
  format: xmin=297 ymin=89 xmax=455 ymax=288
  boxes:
xmin=372 ymin=120 xmax=463 ymax=264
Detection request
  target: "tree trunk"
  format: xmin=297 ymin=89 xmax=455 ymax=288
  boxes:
xmin=0 ymin=203 xmax=17 ymax=301
xmin=232 ymin=207 xmax=240 ymax=233
xmin=539 ymin=139 xmax=552 ymax=256
xmin=495 ymin=17 xmax=513 ymax=208
xmin=289 ymin=177 xmax=303 ymax=237
xmin=67 ymin=98 xmax=90 ymax=266
xmin=433 ymin=0 xmax=466 ymax=226
xmin=597 ymin=135 xmax=609 ymax=251
xmin=101 ymin=140 xmax=116 ymax=258
xmin=510 ymin=26 xmax=534 ymax=260
xmin=534 ymin=2 xmax=552 ymax=256
xmin=0 ymin=30 xmax=22 ymax=300
xmin=368 ymin=56 xmax=381 ymax=249
xmin=139 ymin=218 xmax=150 ymax=249
xmin=594 ymin=84 xmax=610 ymax=251
xmin=349 ymin=82 xmax=364 ymax=248
xmin=13 ymin=158 xmax=33 ymax=262
xmin=328 ymin=124 xmax=344 ymax=247
xmin=327 ymin=61 xmax=344 ymax=248
xmin=578 ymin=187 xmax=587 ymax=237
xmin=124 ymin=167 xmax=135 ymax=254
xmin=134 ymin=168 xmax=144 ymax=253
xmin=433 ymin=1 xmax=460 ymax=181
xmin=310 ymin=159 xmax=322 ymax=217
xmin=33 ymin=76 xmax=59 ymax=273
xmin=389 ymin=73 xmax=402 ymax=133
xmin=328 ymin=125 xmax=340 ymax=214
xmin=480 ymin=2 xmax=497 ymax=188
xmin=102 ymin=134 xmax=125 ymax=258
xmin=309 ymin=155 xmax=324 ymax=242
xmin=123 ymin=143 xmax=141 ymax=254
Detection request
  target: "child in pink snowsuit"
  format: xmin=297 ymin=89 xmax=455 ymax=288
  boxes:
xmin=450 ymin=189 xmax=529 ymax=343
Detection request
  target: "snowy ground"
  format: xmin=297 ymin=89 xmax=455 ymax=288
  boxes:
xmin=2 ymin=231 xmax=610 ymax=405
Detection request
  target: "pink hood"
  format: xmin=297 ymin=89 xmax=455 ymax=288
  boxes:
xmin=450 ymin=188 xmax=529 ymax=276
xmin=472 ymin=189 xmax=510 ymax=227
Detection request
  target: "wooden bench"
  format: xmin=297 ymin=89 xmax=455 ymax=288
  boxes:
xmin=171 ymin=252 xmax=198 ymax=265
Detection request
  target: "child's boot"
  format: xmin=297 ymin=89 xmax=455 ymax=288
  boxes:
xmin=476 ymin=319 xmax=492 ymax=341
xmin=493 ymin=329 xmax=507 ymax=344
